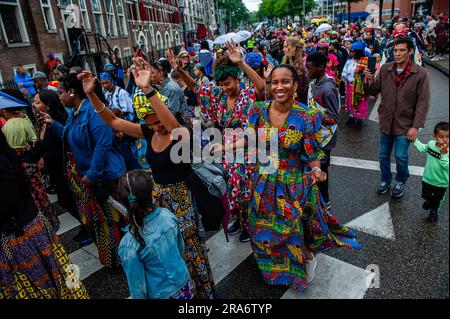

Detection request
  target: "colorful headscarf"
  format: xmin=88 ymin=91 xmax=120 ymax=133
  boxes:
xmin=214 ymin=64 xmax=240 ymax=82
xmin=351 ymin=41 xmax=367 ymax=52
xmin=133 ymin=88 xmax=168 ymax=120
xmin=244 ymin=52 xmax=263 ymax=70
xmin=99 ymin=72 xmax=115 ymax=84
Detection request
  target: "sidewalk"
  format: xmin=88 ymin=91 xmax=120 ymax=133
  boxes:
xmin=423 ymin=55 xmax=449 ymax=76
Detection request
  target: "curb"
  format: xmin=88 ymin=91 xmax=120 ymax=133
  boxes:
xmin=423 ymin=57 xmax=449 ymax=77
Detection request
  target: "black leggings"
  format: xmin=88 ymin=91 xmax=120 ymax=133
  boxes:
xmin=422 ymin=181 xmax=447 ymax=212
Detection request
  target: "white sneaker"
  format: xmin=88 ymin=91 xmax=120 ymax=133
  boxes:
xmin=306 ymin=255 xmax=318 ymax=284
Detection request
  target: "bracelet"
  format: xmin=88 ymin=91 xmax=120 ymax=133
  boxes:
xmin=145 ymin=89 xmax=157 ymax=99
xmin=94 ymin=104 xmax=107 ymax=114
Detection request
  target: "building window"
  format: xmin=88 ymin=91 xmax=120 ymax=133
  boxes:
xmin=91 ymin=0 xmax=106 ymax=36
xmin=115 ymin=0 xmax=127 ymax=36
xmin=40 ymin=0 xmax=57 ymax=31
xmin=58 ymin=0 xmax=72 ymax=6
xmin=79 ymin=0 xmax=91 ymax=31
xmin=0 ymin=0 xmax=29 ymax=45
xmin=104 ymin=0 xmax=118 ymax=37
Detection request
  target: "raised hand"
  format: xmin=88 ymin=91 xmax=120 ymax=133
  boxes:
xmin=264 ymin=63 xmax=275 ymax=81
xmin=226 ymin=40 xmax=243 ymax=65
xmin=132 ymin=57 xmax=151 ymax=90
xmin=440 ymin=143 xmax=448 ymax=154
xmin=77 ymin=71 xmax=97 ymax=95
xmin=166 ymin=49 xmax=179 ymax=70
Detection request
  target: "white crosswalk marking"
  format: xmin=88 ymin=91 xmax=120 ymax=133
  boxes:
xmin=331 ymin=156 xmax=425 ymax=177
xmin=56 ymin=213 xmax=81 ymax=236
xmin=281 ymin=254 xmax=375 ymax=299
xmin=68 ymin=244 xmax=103 ymax=281
xmin=205 ymin=229 xmax=252 ymax=284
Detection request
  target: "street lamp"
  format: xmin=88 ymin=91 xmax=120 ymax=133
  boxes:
xmin=179 ymin=0 xmax=187 ymax=48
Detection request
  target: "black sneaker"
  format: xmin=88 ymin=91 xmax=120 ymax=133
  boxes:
xmin=239 ymin=229 xmax=251 ymax=242
xmin=427 ymin=211 xmax=438 ymax=223
xmin=422 ymin=201 xmax=431 ymax=210
xmin=391 ymin=182 xmax=405 ymax=198
xmin=228 ymin=220 xmax=241 ymax=235
xmin=377 ymin=181 xmax=390 ymax=194
xmin=346 ymin=117 xmax=356 ymax=126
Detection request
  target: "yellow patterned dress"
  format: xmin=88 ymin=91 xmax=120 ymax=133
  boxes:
xmin=0 ymin=213 xmax=89 ymax=299
xmin=246 ymin=101 xmax=361 ymax=292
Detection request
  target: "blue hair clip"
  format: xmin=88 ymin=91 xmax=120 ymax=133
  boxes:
xmin=128 ymin=195 xmax=137 ymax=204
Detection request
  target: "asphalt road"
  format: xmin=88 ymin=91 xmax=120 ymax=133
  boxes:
xmin=54 ymin=65 xmax=449 ymax=299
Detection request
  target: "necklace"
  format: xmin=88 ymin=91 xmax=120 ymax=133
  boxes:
xmin=74 ymin=99 xmax=86 ymax=116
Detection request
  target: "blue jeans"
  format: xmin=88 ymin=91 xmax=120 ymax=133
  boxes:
xmin=379 ymin=133 xmax=411 ymax=184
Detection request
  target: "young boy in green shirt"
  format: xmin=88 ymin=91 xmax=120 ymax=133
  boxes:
xmin=414 ymin=122 xmax=449 ymax=223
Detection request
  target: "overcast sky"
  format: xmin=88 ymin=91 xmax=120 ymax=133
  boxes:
xmin=243 ymin=0 xmax=262 ymax=12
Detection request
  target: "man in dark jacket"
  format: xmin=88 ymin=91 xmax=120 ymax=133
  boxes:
xmin=306 ymin=52 xmax=341 ymax=209
xmin=365 ymin=36 xmax=430 ymax=198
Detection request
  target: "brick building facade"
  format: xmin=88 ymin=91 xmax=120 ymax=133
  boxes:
xmin=0 ymin=0 xmax=215 ymax=84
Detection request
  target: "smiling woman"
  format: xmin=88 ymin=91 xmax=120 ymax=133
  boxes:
xmin=244 ymin=64 xmax=361 ymax=292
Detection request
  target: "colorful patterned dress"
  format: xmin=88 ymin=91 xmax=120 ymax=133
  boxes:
xmin=246 ymin=101 xmax=361 ymax=292
xmin=197 ymin=84 xmax=257 ymax=227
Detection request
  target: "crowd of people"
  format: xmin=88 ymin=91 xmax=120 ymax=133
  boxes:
xmin=0 ymin=13 xmax=448 ymax=300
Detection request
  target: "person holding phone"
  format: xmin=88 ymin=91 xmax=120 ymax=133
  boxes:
xmin=342 ymin=41 xmax=370 ymax=129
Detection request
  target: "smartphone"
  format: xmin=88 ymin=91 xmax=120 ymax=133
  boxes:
xmin=368 ymin=56 xmax=377 ymax=74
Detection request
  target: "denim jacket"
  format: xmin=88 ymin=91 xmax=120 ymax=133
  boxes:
xmin=50 ymin=99 xmax=125 ymax=182
xmin=118 ymin=207 xmax=190 ymax=299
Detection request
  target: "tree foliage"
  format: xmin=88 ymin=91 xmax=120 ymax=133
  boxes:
xmin=217 ymin=0 xmax=250 ymax=30
xmin=257 ymin=0 xmax=315 ymax=20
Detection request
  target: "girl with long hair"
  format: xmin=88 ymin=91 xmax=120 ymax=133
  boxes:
xmin=117 ymin=170 xmax=194 ymax=299
xmin=281 ymin=37 xmax=310 ymax=105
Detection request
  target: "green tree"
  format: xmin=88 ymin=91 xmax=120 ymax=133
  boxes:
xmin=257 ymin=0 xmax=315 ymax=23
xmin=217 ymin=0 xmax=250 ymax=31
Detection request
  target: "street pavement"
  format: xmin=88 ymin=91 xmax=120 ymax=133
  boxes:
xmin=51 ymin=66 xmax=449 ymax=299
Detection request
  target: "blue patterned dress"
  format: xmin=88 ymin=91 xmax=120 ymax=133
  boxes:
xmin=247 ymin=101 xmax=361 ymax=292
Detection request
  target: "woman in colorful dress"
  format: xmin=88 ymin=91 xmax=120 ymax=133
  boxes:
xmin=166 ymin=40 xmax=266 ymax=242
xmin=342 ymin=41 xmax=369 ymax=129
xmin=41 ymin=73 xmax=127 ymax=268
xmin=223 ymin=64 xmax=360 ymax=291
xmin=78 ymin=62 xmax=215 ymax=299
xmin=1 ymin=104 xmax=60 ymax=231
xmin=0 ymin=130 xmax=89 ymax=299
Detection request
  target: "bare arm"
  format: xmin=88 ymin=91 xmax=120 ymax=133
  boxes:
xmin=78 ymin=72 xmax=143 ymax=139
xmin=132 ymin=58 xmax=190 ymax=139
xmin=166 ymin=49 xmax=197 ymax=92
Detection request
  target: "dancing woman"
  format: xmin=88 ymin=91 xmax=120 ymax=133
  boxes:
xmin=77 ymin=61 xmax=214 ymax=299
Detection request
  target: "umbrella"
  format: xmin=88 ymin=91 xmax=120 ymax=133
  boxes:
xmin=206 ymin=39 xmax=214 ymax=50
xmin=237 ymin=31 xmax=252 ymax=41
xmin=316 ymin=23 xmax=333 ymax=33
xmin=0 ymin=91 xmax=29 ymax=109
xmin=213 ymin=33 xmax=244 ymax=45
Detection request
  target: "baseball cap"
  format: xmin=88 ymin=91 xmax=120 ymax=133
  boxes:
xmin=393 ymin=28 xmax=407 ymax=37
xmin=32 ymin=71 xmax=48 ymax=81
